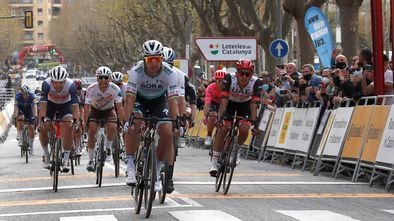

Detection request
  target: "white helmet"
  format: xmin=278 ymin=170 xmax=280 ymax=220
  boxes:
xmin=163 ymin=47 xmax=175 ymax=63
xmin=50 ymin=66 xmax=68 ymax=82
xmin=20 ymin=84 xmax=30 ymax=93
xmin=96 ymin=66 xmax=112 ymax=76
xmin=111 ymin=72 xmax=124 ymax=83
xmin=142 ymin=40 xmax=163 ymax=56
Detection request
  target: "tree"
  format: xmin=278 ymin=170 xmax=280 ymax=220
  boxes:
xmin=0 ymin=1 xmax=22 ymax=66
xmin=336 ymin=0 xmax=364 ymax=60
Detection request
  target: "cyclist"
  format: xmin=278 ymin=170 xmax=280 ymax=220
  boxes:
xmin=124 ymin=40 xmax=179 ymax=191
xmin=209 ymin=59 xmax=262 ymax=177
xmin=203 ymin=69 xmax=226 ymax=147
xmin=38 ymin=66 xmax=80 ymax=172
xmin=12 ymin=84 xmax=37 ymax=155
xmin=85 ymin=66 xmax=125 ymax=172
xmin=111 ymin=72 xmax=126 ymax=100
xmin=73 ymin=79 xmax=86 ymax=155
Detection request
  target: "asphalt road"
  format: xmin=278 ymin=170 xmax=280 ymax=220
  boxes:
xmin=0 ymin=126 xmax=393 ymax=221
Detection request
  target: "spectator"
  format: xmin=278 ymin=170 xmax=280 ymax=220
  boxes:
xmin=384 ymin=54 xmax=393 ymax=104
xmin=332 ymin=54 xmax=356 ymax=107
xmin=301 ymin=64 xmax=322 ymax=103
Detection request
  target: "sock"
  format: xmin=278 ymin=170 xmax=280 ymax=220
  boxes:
xmin=211 ymin=151 xmax=220 ymax=165
xmin=157 ymin=160 xmax=165 ymax=181
xmin=63 ymin=150 xmax=70 ymax=162
xmin=42 ymin=145 xmax=49 ymax=156
xmin=105 ymin=140 xmax=113 ymax=152
xmin=29 ymin=137 xmax=34 ymax=148
xmin=75 ymin=138 xmax=81 ymax=151
xmin=126 ymin=154 xmax=135 ymax=171
xmin=88 ymin=148 xmax=95 ymax=162
xmin=17 ymin=131 xmax=22 ymax=140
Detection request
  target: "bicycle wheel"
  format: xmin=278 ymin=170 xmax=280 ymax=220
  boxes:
xmin=22 ymin=127 xmax=29 ymax=163
xmin=222 ymin=138 xmax=237 ymax=195
xmin=52 ymin=138 xmax=61 ymax=192
xmin=70 ymin=153 xmax=75 ymax=175
xmin=133 ymin=146 xmax=144 ymax=214
xmin=143 ymin=143 xmax=156 ymax=218
xmin=113 ymin=134 xmax=120 ymax=178
xmin=96 ymin=134 xmax=105 ymax=187
xmin=158 ymin=162 xmax=167 ymax=204
xmin=215 ymin=155 xmax=225 ymax=192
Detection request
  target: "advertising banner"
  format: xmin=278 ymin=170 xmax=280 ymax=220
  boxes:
xmin=297 ymin=107 xmax=321 ymax=153
xmin=316 ymin=110 xmax=336 ymax=156
xmin=285 ymin=108 xmax=307 ymax=151
xmin=341 ymin=106 xmax=373 ymax=159
xmin=375 ymin=105 xmax=394 ymax=164
xmin=267 ymin=108 xmax=284 ymax=147
xmin=277 ymin=108 xmax=295 ymax=148
xmin=304 ymin=7 xmax=334 ymax=68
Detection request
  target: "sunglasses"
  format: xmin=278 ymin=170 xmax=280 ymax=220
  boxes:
xmin=98 ymin=76 xmax=109 ymax=80
xmin=144 ymin=56 xmax=163 ymax=63
xmin=237 ymin=71 xmax=252 ymax=77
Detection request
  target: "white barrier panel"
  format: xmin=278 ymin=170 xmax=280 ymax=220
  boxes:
xmin=316 ymin=110 xmax=336 ymax=156
xmin=258 ymin=109 xmax=273 ymax=132
xmin=322 ymin=107 xmax=354 ymax=157
xmin=267 ymin=108 xmax=284 ymax=148
xmin=297 ymin=107 xmax=321 ymax=153
xmin=375 ymin=105 xmax=394 ymax=165
xmin=277 ymin=108 xmax=295 ymax=148
xmin=285 ymin=108 xmax=307 ymax=151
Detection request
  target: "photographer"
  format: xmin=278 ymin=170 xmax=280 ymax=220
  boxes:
xmin=332 ymin=55 xmax=356 ymax=107
xmin=300 ymin=64 xmax=322 ymax=104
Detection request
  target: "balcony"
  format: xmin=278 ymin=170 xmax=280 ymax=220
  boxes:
xmin=10 ymin=0 xmax=33 ymax=7
xmin=52 ymin=0 xmax=62 ymax=7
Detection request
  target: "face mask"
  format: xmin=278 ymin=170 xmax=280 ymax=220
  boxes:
xmin=335 ymin=62 xmax=347 ymax=69
xmin=322 ymin=77 xmax=330 ymax=84
xmin=262 ymin=84 xmax=269 ymax=91
xmin=304 ymin=74 xmax=312 ymax=81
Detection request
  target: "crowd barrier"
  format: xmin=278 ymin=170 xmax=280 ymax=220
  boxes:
xmin=185 ymin=95 xmax=394 ymax=192
xmin=0 ymin=100 xmax=15 ymax=143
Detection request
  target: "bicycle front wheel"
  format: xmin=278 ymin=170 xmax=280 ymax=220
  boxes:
xmin=133 ymin=146 xmax=144 ymax=214
xmin=23 ymin=128 xmax=29 ymax=163
xmin=96 ymin=134 xmax=105 ymax=187
xmin=158 ymin=162 xmax=167 ymax=204
xmin=222 ymin=138 xmax=237 ymax=195
xmin=143 ymin=143 xmax=156 ymax=218
xmin=52 ymin=139 xmax=61 ymax=192
xmin=113 ymin=134 xmax=120 ymax=178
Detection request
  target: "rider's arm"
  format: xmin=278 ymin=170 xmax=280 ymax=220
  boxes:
xmin=12 ymin=94 xmax=19 ymax=118
xmin=218 ymin=74 xmax=231 ymax=119
xmin=69 ymin=83 xmax=80 ymax=120
xmin=39 ymin=81 xmax=50 ymax=121
xmin=250 ymin=79 xmax=264 ymax=123
xmin=114 ymin=86 xmax=126 ymax=123
xmin=203 ymin=84 xmax=213 ymax=117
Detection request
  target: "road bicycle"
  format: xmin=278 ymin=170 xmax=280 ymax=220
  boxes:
xmin=16 ymin=118 xmax=30 ymax=163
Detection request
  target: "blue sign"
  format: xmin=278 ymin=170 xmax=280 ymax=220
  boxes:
xmin=270 ymin=39 xmax=289 ymax=59
xmin=304 ymin=6 xmax=334 ymax=69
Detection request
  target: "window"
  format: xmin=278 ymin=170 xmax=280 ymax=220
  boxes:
xmin=38 ymin=33 xmax=44 ymax=39
xmin=24 ymin=33 xmax=33 ymax=40
xmin=37 ymin=8 xmax=43 ymax=14
xmin=37 ymin=0 xmax=43 ymax=3
xmin=38 ymin=20 xmax=43 ymax=26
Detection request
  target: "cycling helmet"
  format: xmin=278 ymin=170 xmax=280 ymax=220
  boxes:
xmin=50 ymin=66 xmax=68 ymax=82
xmin=73 ymin=79 xmax=82 ymax=90
xmin=20 ymin=84 xmax=30 ymax=93
xmin=142 ymin=40 xmax=163 ymax=56
xmin=163 ymin=47 xmax=175 ymax=63
xmin=111 ymin=72 xmax=124 ymax=83
xmin=236 ymin=58 xmax=254 ymax=71
xmin=96 ymin=66 xmax=112 ymax=76
xmin=214 ymin=70 xmax=226 ymax=79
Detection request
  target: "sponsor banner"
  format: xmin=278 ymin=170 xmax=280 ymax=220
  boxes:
xmin=341 ymin=106 xmax=373 ymax=159
xmin=277 ymin=108 xmax=295 ymax=148
xmin=297 ymin=107 xmax=321 ymax=153
xmin=304 ymin=7 xmax=334 ymax=68
xmin=322 ymin=107 xmax=354 ymax=157
xmin=375 ymin=105 xmax=394 ymax=164
xmin=258 ymin=109 xmax=273 ymax=132
xmin=267 ymin=108 xmax=284 ymax=147
xmin=316 ymin=110 xmax=336 ymax=156
xmin=192 ymin=111 xmax=204 ymax=137
xmin=361 ymin=105 xmax=390 ymax=163
xmin=285 ymin=108 xmax=307 ymax=151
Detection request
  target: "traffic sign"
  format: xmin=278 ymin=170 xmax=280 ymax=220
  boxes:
xmin=270 ymin=39 xmax=289 ymax=59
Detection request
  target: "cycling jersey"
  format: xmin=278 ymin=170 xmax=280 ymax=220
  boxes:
xmin=85 ymin=82 xmax=123 ymax=111
xmin=126 ymin=61 xmax=178 ymax=100
xmin=173 ymin=66 xmax=187 ymax=97
xmin=222 ymin=73 xmax=262 ymax=103
xmin=77 ymin=88 xmax=87 ymax=106
xmin=15 ymin=92 xmax=37 ymax=123
xmin=205 ymin=82 xmax=222 ymax=105
xmin=185 ymin=82 xmax=197 ymax=105
xmin=41 ymin=78 xmax=79 ymax=105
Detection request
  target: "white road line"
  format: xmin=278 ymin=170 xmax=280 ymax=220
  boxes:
xmin=169 ymin=210 xmax=242 ymax=221
xmin=0 ymin=181 xmax=367 ymax=194
xmin=60 ymin=215 xmax=118 ymax=221
xmin=382 ymin=209 xmax=394 ymax=214
xmin=276 ymin=210 xmax=360 ymax=221
xmin=0 ymin=204 xmax=195 ymax=217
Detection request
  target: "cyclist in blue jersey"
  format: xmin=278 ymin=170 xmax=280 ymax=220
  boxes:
xmin=12 ymin=84 xmax=38 ymax=155
xmin=38 ymin=66 xmax=80 ymax=172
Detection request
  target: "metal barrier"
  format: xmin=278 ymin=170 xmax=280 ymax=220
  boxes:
xmin=0 ymin=88 xmax=15 ymax=110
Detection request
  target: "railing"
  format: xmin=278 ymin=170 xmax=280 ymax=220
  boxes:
xmin=10 ymin=0 xmax=33 ymax=4
xmin=0 ymin=88 xmax=15 ymax=111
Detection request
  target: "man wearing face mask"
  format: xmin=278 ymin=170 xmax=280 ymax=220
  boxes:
xmin=301 ymin=64 xmax=322 ymax=103
xmin=332 ymin=55 xmax=356 ymax=106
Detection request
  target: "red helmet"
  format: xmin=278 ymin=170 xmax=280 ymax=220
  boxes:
xmin=214 ymin=70 xmax=226 ymax=79
xmin=73 ymin=79 xmax=82 ymax=90
xmin=236 ymin=58 xmax=254 ymax=71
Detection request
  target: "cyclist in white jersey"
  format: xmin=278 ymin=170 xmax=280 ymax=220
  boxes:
xmin=124 ymin=40 xmax=179 ymax=191
xmin=111 ymin=72 xmax=127 ymax=101
xmin=85 ymin=66 xmax=125 ymax=171
xmin=38 ymin=66 xmax=80 ymax=172
xmin=209 ymin=59 xmax=262 ymax=177
xmin=73 ymin=79 xmax=85 ymax=155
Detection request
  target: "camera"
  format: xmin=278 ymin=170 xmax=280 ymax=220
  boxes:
xmin=364 ymin=64 xmax=373 ymax=72
xmin=276 ymin=64 xmax=285 ymax=70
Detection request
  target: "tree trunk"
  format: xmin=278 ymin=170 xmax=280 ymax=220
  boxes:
xmin=337 ymin=0 xmax=363 ymax=61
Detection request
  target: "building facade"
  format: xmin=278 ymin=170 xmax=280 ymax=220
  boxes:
xmin=9 ymin=0 xmax=63 ymax=46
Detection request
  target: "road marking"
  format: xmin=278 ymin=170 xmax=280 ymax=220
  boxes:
xmin=169 ymin=210 xmax=242 ymax=221
xmin=60 ymin=215 xmax=118 ymax=221
xmin=276 ymin=210 xmax=360 ymax=221
xmin=382 ymin=209 xmax=394 ymax=214
xmin=0 ymin=193 xmax=393 ymax=207
xmin=0 ymin=181 xmax=368 ymax=194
